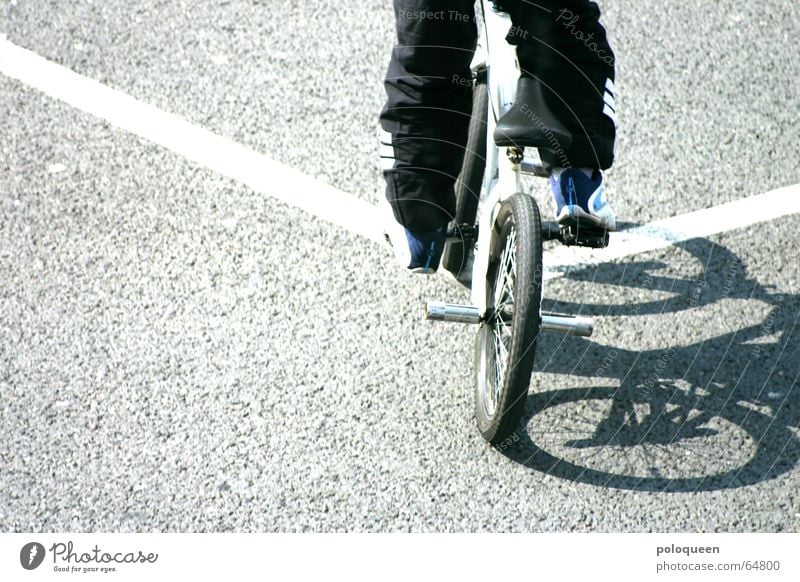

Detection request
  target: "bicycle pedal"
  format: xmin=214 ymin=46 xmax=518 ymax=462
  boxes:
xmin=541 ymin=221 xmax=562 ymax=241
xmin=558 ymin=223 xmax=610 ymax=248
xmin=445 ymin=224 xmax=478 ymax=243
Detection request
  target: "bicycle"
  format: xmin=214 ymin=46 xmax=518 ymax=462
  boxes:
xmin=425 ymin=1 xmax=610 ymax=445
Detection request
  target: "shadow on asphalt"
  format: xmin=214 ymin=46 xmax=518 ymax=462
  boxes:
xmin=501 ymin=231 xmax=800 ymax=492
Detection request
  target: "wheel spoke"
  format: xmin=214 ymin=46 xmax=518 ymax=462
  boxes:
xmin=493 ymin=325 xmax=509 ymax=367
xmin=490 ymin=225 xmax=515 ymax=413
xmin=494 ymin=228 xmax=516 ymax=309
xmin=492 ymin=335 xmax=503 ymax=409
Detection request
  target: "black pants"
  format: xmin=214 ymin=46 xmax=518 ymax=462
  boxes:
xmin=379 ymin=0 xmax=616 ymax=232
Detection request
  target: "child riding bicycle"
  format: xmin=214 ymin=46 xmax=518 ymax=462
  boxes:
xmin=379 ymin=0 xmax=617 ymax=272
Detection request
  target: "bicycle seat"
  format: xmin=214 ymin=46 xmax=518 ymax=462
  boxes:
xmin=493 ymin=76 xmax=573 ymax=150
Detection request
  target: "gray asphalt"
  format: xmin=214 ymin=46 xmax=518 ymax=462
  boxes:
xmin=1 ymin=0 xmax=799 ymax=532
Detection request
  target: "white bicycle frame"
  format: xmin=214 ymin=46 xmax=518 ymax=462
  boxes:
xmin=470 ymin=3 xmax=526 ymax=315
xmin=427 ymin=1 xmax=594 ymax=337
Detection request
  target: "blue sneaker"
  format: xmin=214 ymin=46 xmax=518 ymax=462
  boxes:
xmin=403 ymin=227 xmax=447 ymax=273
xmin=380 ymin=199 xmax=446 ymax=274
xmin=383 ymin=226 xmax=446 ymax=274
xmin=549 ymin=168 xmax=616 ymax=231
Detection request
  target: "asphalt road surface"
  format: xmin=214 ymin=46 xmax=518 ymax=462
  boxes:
xmin=1 ymin=0 xmax=799 ymax=532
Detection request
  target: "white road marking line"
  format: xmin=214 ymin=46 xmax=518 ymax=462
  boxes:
xmin=2 ymin=38 xmax=799 ymax=275
xmin=0 ymin=38 xmax=385 ymax=244
xmin=544 ymin=182 xmax=800 ymax=279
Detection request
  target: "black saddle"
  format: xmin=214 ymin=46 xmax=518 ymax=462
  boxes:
xmin=493 ymin=76 xmax=573 ymax=150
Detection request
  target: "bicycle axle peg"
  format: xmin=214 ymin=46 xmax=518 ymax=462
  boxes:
xmin=540 ymin=313 xmax=594 ymax=337
xmin=425 ymin=302 xmax=482 ymax=324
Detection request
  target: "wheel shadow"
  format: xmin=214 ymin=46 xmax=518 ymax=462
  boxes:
xmin=500 ymin=233 xmax=800 ymax=492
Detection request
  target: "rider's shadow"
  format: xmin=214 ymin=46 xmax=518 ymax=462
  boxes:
xmin=502 ymin=233 xmax=800 ymax=492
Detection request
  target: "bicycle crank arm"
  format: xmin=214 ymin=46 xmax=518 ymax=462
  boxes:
xmin=425 ymin=303 xmax=594 ymax=337
xmin=519 ymin=158 xmax=550 ymax=178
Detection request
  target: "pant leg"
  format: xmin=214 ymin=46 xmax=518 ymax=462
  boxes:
xmin=379 ymin=0 xmax=477 ymax=233
xmin=504 ymin=0 xmax=616 ymax=169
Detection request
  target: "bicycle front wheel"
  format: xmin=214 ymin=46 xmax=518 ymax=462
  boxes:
xmin=474 ymin=193 xmax=543 ymax=444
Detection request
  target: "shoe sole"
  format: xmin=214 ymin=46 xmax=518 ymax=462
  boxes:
xmin=408 ymin=266 xmax=438 ymax=275
xmin=556 ymin=206 xmax=616 ymax=231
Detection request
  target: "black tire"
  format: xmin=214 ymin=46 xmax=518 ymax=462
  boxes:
xmin=441 ymin=74 xmax=488 ymax=276
xmin=474 ymin=194 xmax=543 ymax=444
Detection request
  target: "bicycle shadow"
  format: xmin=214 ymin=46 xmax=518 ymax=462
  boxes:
xmin=501 ymin=232 xmax=800 ymax=492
